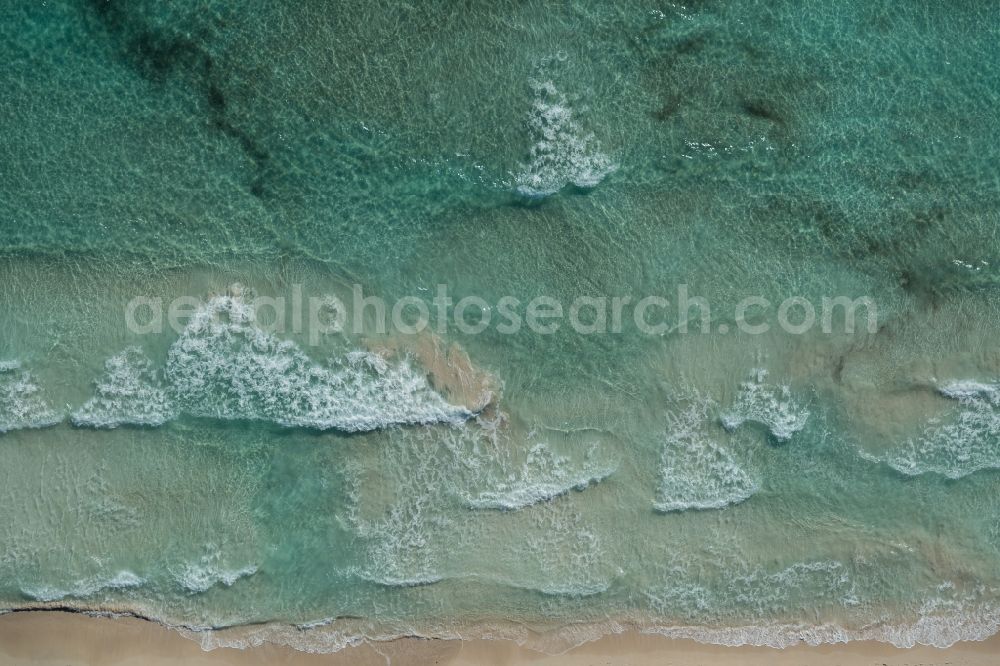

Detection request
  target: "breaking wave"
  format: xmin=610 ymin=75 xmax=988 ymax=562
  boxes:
xmin=71 ymin=347 xmax=177 ymax=428
xmin=165 ymin=294 xmax=471 ymax=432
xmin=71 ymin=292 xmax=471 ymax=433
xmin=875 ymin=380 xmax=1000 ymax=478
xmin=514 ymin=79 xmax=617 ymax=199
xmin=462 ymin=441 xmax=616 ymax=510
xmin=721 ymin=369 xmax=809 ymax=441
xmin=342 ymin=419 xmax=617 ymax=592
xmin=0 ymin=361 xmax=61 ymax=434
xmin=173 ymin=546 xmax=258 ymax=594
xmin=21 ymin=570 xmax=144 ymax=602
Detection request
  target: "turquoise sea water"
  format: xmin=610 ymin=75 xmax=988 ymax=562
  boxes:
xmin=2 ymin=0 xmax=1000 ymax=652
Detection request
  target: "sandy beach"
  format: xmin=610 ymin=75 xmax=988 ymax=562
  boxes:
xmin=1 ymin=611 xmax=997 ymax=666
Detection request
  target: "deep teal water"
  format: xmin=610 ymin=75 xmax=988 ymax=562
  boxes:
xmin=1 ymin=0 xmax=1000 ymax=651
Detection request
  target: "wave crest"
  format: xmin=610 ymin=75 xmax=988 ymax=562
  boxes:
xmin=463 ymin=441 xmax=616 ymax=510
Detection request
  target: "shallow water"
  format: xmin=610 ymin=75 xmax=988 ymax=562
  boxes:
xmin=2 ymin=0 xmax=1000 ymax=651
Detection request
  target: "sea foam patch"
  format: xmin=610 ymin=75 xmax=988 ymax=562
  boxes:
xmin=462 ymin=440 xmax=617 ymax=511
xmin=343 ymin=444 xmax=448 ymax=588
xmin=343 ymin=417 xmax=618 ymax=591
xmin=72 ymin=347 xmax=177 ymax=428
xmin=514 ymin=78 xmax=617 ymax=198
xmin=158 ymin=293 xmax=471 ymax=432
xmin=878 ymin=380 xmax=1000 ymax=478
xmin=71 ymin=292 xmax=472 ymax=432
xmin=173 ymin=543 xmax=259 ymax=594
xmin=656 ymin=395 xmax=758 ymax=512
xmin=478 ymin=488 xmax=615 ymax=599
xmin=721 ymin=369 xmax=809 ymax=441
xmin=175 ymin=562 xmax=259 ymax=594
xmin=0 ymin=361 xmax=61 ymax=434
xmin=644 ymin=558 xmax=857 ymax=625
xmin=21 ymin=570 xmax=145 ymax=602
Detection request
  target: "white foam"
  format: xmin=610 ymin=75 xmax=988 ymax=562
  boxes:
xmin=185 ymin=602 xmax=1000 ymax=655
xmin=164 ymin=294 xmax=471 ymax=432
xmin=879 ymin=379 xmax=1000 ymax=478
xmin=514 ymin=79 xmax=617 ymax=198
xmin=938 ymin=380 xmax=1000 ymax=401
xmin=350 ymin=502 xmax=444 ymax=588
xmin=38 ymin=581 xmax=998 ymax=655
xmin=720 ymin=369 xmax=809 ymax=441
xmin=187 ymin=570 xmax=999 ymax=654
xmin=72 ymin=347 xmax=177 ymax=428
xmin=640 ymin=610 xmax=1000 ymax=649
xmin=294 ymin=617 xmax=336 ymax=631
xmin=506 ymin=496 xmax=615 ymax=598
xmin=731 ymin=561 xmax=858 ymax=615
xmin=343 ymin=420 xmax=617 ymax=592
xmin=22 ymin=570 xmax=144 ymax=602
xmin=463 ymin=442 xmax=616 ymax=510
xmin=0 ymin=362 xmax=61 ymax=434
xmin=533 ymin=581 xmax=611 ymax=597
xmin=643 ymin=578 xmax=1000 ymax=649
xmin=643 ymin=559 xmax=857 ymax=629
xmin=42 ymin=589 xmax=1000 ymax=655
xmin=173 ymin=548 xmax=258 ymax=594
xmin=357 ymin=572 xmax=444 ymax=588
xmin=656 ymin=396 xmax=758 ymax=512
xmin=175 ymin=564 xmax=258 ymax=594
xmin=642 ymin=581 xmax=713 ymax=619
xmin=342 ymin=435 xmax=447 ymax=588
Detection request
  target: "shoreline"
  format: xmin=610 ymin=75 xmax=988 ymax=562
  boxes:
xmin=2 ymin=610 xmax=1000 ymax=666
xmin=5 ymin=599 xmax=1000 ymax=652
xmin=7 ymin=598 xmax=1000 ymax=652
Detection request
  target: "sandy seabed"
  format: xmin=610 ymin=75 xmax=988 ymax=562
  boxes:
xmin=1 ymin=611 xmax=998 ymax=666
